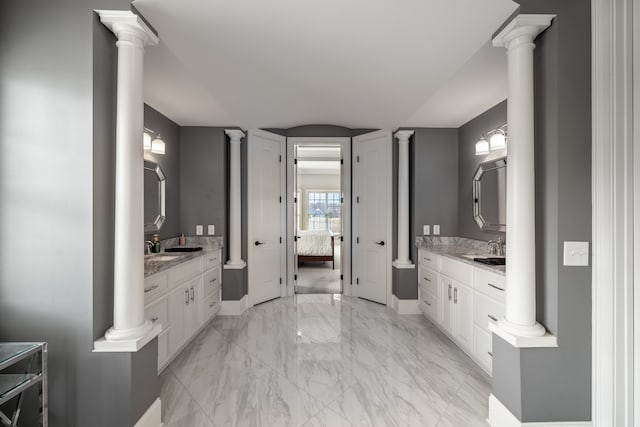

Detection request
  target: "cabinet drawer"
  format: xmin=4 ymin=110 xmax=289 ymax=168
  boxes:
xmin=203 ymin=267 xmax=220 ymax=297
xmin=158 ymin=328 xmax=170 ymax=371
xmin=474 ymin=268 xmax=506 ymax=303
xmin=203 ymin=250 xmax=221 ymax=271
xmin=420 ymin=288 xmax=438 ymax=320
xmin=168 ymin=258 xmax=202 ymax=288
xmin=474 ymin=293 xmax=504 ymax=332
xmin=145 ymin=297 xmax=169 ymax=330
xmin=204 ymin=291 xmax=221 ymax=320
xmin=144 ymin=272 xmax=168 ymax=304
xmin=419 ymin=250 xmax=438 ymax=271
xmin=474 ymin=326 xmax=493 ymax=374
xmin=420 ymin=268 xmax=438 ymax=295
xmin=440 ymin=256 xmax=473 ymax=285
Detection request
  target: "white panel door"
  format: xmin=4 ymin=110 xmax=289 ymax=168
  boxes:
xmin=248 ymin=129 xmax=285 ymax=306
xmin=353 ymin=130 xmax=391 ymax=304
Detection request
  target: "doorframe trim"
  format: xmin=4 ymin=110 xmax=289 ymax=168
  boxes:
xmin=247 ymin=129 xmax=287 ymax=307
xmin=352 ymin=130 xmax=393 ymax=306
xmin=591 ymin=0 xmax=637 ymax=424
xmin=286 ymin=137 xmax=351 ymax=296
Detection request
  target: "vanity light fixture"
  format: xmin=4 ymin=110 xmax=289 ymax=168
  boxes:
xmin=151 ymin=135 xmax=166 ymax=155
xmin=143 ymin=131 xmax=152 ymax=150
xmin=475 ymin=124 xmax=507 ymax=155
xmin=475 ymin=136 xmax=490 ymax=155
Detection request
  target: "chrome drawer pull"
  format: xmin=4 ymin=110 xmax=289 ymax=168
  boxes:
xmin=185 ymin=289 xmax=190 ymax=305
xmin=424 ymin=257 xmax=431 ymax=262
xmin=487 ymin=283 xmax=505 ymax=292
xmin=210 ymin=278 xmax=217 ymax=283
xmin=144 ymin=284 xmax=159 ymax=293
xmin=209 ymin=302 xmax=216 ymax=308
xmin=190 ymin=286 xmax=195 ymax=301
xmin=448 ymin=284 xmax=452 ymax=300
xmin=488 ymin=314 xmax=498 ymax=322
xmin=454 ymin=287 xmax=458 ymax=304
xmin=423 ymin=277 xmax=431 ymax=282
xmin=151 ymin=317 xmax=159 ymax=322
xmin=424 ymin=300 xmax=431 ymax=306
xmin=488 ymin=351 xmax=493 ymax=357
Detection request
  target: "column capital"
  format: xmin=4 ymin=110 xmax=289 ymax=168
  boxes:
xmin=492 ymin=14 xmax=555 ymax=49
xmin=394 ymin=130 xmax=414 ymax=143
xmin=97 ymin=10 xmax=159 ymax=46
xmin=225 ymin=129 xmax=246 ymax=142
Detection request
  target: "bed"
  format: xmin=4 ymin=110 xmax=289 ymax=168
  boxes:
xmin=297 ymin=230 xmax=336 ymax=269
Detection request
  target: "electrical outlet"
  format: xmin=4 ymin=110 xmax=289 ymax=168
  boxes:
xmin=196 ymin=225 xmax=203 ymax=236
xmin=563 ymin=241 xmax=589 ymax=266
xmin=433 ymin=225 xmax=440 ymax=235
xmin=207 ymin=225 xmax=215 ymax=235
xmin=423 ymin=225 xmax=430 ymax=235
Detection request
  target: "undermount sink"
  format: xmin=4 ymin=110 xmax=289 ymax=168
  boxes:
xmin=147 ymin=255 xmax=181 ymax=262
xmin=461 ymin=254 xmax=506 ymax=266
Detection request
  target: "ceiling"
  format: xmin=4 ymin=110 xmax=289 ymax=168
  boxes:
xmin=134 ymin=0 xmax=517 ymax=129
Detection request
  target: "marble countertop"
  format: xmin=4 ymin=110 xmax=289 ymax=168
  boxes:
xmin=144 ymin=236 xmax=224 ymax=277
xmin=416 ymin=236 xmax=505 ymax=275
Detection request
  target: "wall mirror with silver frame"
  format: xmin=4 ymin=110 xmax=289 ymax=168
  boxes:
xmin=144 ymin=160 xmax=166 ymax=233
xmin=473 ymin=156 xmax=506 ymax=232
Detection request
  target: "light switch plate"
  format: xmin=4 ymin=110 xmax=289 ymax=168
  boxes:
xmin=433 ymin=225 xmax=440 ymax=235
xmin=207 ymin=225 xmax=215 ymax=235
xmin=423 ymin=225 xmax=430 ymax=235
xmin=563 ymin=241 xmax=589 ymax=266
xmin=196 ymin=225 xmax=203 ymax=236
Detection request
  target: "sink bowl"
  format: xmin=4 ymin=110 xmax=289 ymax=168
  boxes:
xmin=147 ymin=255 xmax=181 ymax=262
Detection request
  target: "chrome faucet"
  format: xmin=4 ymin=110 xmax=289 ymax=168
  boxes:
xmin=487 ymin=238 xmax=505 ymax=256
xmin=145 ymin=241 xmax=154 ymax=255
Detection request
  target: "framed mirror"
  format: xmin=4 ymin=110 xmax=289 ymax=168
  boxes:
xmin=473 ymin=156 xmax=506 ymax=232
xmin=144 ymin=160 xmax=166 ymax=233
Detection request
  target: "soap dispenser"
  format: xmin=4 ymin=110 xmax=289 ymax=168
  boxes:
xmin=152 ymin=234 xmax=161 ymax=253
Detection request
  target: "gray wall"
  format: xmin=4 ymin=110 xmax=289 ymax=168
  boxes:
xmin=144 ymin=104 xmax=181 ymax=240
xmin=0 ymin=2 xmax=158 ymax=426
xmin=393 ymin=128 xmax=459 ymax=300
xmin=492 ymin=0 xmax=592 ymax=422
xmin=457 ymin=101 xmax=508 ymax=242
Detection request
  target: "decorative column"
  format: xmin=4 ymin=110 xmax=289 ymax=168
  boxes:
xmin=95 ymin=11 xmax=160 ymax=351
xmin=490 ymin=15 xmax=555 ymax=343
xmin=393 ymin=130 xmax=415 ymax=269
xmin=225 ymin=129 xmax=246 ymax=269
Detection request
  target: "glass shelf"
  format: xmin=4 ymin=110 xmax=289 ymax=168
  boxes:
xmin=0 ymin=373 xmax=41 ymax=405
xmin=0 ymin=343 xmax=39 ymax=368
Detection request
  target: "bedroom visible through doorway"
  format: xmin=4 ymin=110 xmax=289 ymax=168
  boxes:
xmin=287 ymin=139 xmax=350 ymax=295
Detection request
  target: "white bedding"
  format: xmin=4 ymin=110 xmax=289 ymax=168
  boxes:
xmin=297 ymin=230 xmax=334 ymax=256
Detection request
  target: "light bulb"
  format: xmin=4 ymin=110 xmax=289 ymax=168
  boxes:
xmin=490 ymin=131 xmax=506 ymax=150
xmin=475 ymin=137 xmax=490 ymax=155
xmin=143 ymin=132 xmax=152 ymax=150
xmin=151 ymin=137 xmax=165 ymax=155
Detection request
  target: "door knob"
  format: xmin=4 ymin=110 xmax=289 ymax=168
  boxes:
xmin=255 ymin=241 xmax=264 ymax=246
xmin=375 ymin=241 xmax=385 ymax=246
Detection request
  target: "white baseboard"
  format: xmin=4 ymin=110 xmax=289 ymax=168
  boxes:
xmin=488 ymin=394 xmax=592 ymax=427
xmin=219 ymin=294 xmax=249 ymax=315
xmin=134 ymin=398 xmax=162 ymax=427
xmin=390 ymin=295 xmax=421 ymax=315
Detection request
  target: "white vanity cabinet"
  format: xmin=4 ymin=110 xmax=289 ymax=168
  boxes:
xmin=144 ymin=249 xmax=222 ymax=372
xmin=418 ymin=248 xmax=505 ymax=376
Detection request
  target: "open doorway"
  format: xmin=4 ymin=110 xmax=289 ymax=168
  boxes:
xmin=286 ymin=138 xmax=351 ymax=296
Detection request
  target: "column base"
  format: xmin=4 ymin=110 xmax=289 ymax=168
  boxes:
xmin=392 ymin=260 xmax=415 ymax=269
xmin=224 ymin=260 xmax=247 ymax=270
xmin=94 ymin=320 xmax=162 ymax=352
xmin=489 ymin=319 xmax=557 ymax=348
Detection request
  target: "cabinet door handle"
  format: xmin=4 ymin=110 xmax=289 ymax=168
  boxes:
xmin=151 ymin=317 xmax=159 ymax=323
xmin=448 ymin=284 xmax=452 ymax=300
xmin=185 ymin=289 xmax=190 ymax=305
xmin=423 ymin=277 xmax=431 ymax=282
xmin=488 ymin=351 xmax=493 ymax=357
xmin=487 ymin=283 xmax=505 ymax=292
xmin=190 ymin=286 xmax=195 ymax=301
xmin=454 ymin=287 xmax=458 ymax=304
xmin=488 ymin=314 xmax=498 ymax=322
xmin=424 ymin=300 xmax=431 ymax=306
xmin=144 ymin=284 xmax=159 ymax=293
xmin=209 ymin=301 xmax=216 ymax=308
xmin=424 ymin=257 xmax=431 ymax=262
xmin=210 ymin=278 xmax=217 ymax=283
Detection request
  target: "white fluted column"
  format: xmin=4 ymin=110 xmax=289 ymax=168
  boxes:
xmin=491 ymin=15 xmax=554 ymax=342
xmin=95 ymin=11 xmax=160 ymax=351
xmin=225 ymin=129 xmax=246 ymax=269
xmin=393 ymin=130 xmax=414 ymax=269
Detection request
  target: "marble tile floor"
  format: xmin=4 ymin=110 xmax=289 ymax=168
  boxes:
xmin=160 ymin=294 xmax=491 ymax=427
